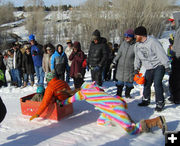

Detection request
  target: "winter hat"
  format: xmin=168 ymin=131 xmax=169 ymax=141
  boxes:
xmin=134 ymin=26 xmax=147 ymax=36
xmin=29 ymin=34 xmax=35 ymax=41
xmin=73 ymin=41 xmax=81 ymax=50
xmin=46 ymin=72 xmax=55 ymax=82
xmin=124 ymin=29 xmax=134 ymax=38
xmin=36 ymin=85 xmax=45 ymax=94
xmin=66 ymin=39 xmax=72 ymax=44
xmin=92 ymin=29 xmax=101 ymax=40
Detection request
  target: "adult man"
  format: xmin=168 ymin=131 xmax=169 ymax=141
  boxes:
xmin=30 ymin=72 xmax=71 ymax=121
xmin=87 ymin=29 xmax=107 ymax=86
xmin=134 ymin=26 xmax=170 ymax=112
xmin=12 ymin=42 xmax=22 ymax=87
xmin=29 ymin=34 xmax=44 ymax=86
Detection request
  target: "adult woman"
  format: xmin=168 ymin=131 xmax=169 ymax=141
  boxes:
xmin=112 ymin=29 xmax=135 ymax=98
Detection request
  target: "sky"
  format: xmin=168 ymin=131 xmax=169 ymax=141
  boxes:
xmin=6 ymin=0 xmax=87 ymax=7
xmin=3 ymin=0 xmax=180 ymax=7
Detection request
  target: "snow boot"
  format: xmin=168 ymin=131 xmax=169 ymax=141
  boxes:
xmin=116 ymin=85 xmax=123 ymax=97
xmin=125 ymin=86 xmax=133 ymax=98
xmin=140 ymin=116 xmax=167 ymax=134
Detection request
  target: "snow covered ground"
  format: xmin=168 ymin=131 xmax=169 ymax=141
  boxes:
xmin=0 ymin=68 xmax=180 ymax=146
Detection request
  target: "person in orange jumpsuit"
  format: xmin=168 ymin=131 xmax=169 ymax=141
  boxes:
xmin=30 ymin=72 xmax=71 ymax=121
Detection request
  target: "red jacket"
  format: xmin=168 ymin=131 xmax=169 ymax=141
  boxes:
xmin=69 ymin=50 xmax=84 ymax=78
xmin=36 ymin=77 xmax=70 ymax=116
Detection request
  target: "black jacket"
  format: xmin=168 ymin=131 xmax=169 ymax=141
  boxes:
xmin=22 ymin=52 xmax=35 ymax=74
xmin=0 ymin=56 xmax=6 ymax=71
xmin=14 ymin=49 xmax=22 ymax=69
xmin=88 ymin=38 xmax=107 ymax=68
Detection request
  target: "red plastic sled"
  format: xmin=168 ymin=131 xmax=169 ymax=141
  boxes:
xmin=20 ymin=93 xmax=73 ymax=121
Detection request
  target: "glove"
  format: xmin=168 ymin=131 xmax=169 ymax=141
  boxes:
xmin=165 ymin=68 xmax=172 ymax=75
xmin=134 ymin=70 xmax=139 ymax=75
xmin=30 ymin=114 xmax=39 ymax=121
xmin=110 ymin=63 xmax=116 ymax=70
xmin=94 ymin=66 xmax=100 ymax=71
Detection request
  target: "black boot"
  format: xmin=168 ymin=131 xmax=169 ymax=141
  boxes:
xmin=116 ymin=85 xmax=123 ymax=97
xmin=125 ymin=86 xmax=133 ymax=98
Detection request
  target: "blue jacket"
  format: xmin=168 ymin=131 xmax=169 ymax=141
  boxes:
xmin=31 ymin=45 xmax=43 ymax=67
xmin=51 ymin=51 xmax=68 ymax=74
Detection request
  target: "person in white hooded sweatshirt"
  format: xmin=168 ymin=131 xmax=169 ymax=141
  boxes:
xmin=134 ymin=26 xmax=171 ymax=112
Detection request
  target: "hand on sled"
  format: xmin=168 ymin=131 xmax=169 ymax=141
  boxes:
xmin=30 ymin=114 xmax=39 ymax=121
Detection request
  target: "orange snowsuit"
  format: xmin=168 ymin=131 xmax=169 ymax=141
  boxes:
xmin=35 ymin=77 xmax=71 ymax=116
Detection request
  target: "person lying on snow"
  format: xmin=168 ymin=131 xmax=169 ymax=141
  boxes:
xmin=62 ymin=82 xmax=167 ymax=135
xmin=30 ymin=72 xmax=71 ymax=121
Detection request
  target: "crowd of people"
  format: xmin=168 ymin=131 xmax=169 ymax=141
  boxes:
xmin=0 ymin=23 xmax=179 ymax=115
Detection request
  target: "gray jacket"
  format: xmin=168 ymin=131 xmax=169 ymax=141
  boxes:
xmin=113 ymin=40 xmax=135 ymax=82
xmin=134 ymin=36 xmax=170 ymax=70
xmin=42 ymin=53 xmax=51 ymax=73
xmin=173 ymin=27 xmax=180 ymax=58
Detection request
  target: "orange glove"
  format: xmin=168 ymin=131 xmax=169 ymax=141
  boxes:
xmin=30 ymin=114 xmax=39 ymax=121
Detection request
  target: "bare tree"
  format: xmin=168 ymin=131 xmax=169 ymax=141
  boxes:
xmin=69 ymin=0 xmax=177 ymax=51
xmin=25 ymin=0 xmax=45 ymax=44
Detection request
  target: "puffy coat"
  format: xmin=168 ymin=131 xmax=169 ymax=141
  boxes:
xmin=88 ymin=38 xmax=107 ymax=68
xmin=22 ymin=52 xmax=35 ymax=74
xmin=65 ymin=46 xmax=73 ymax=66
xmin=35 ymin=78 xmax=71 ymax=116
xmin=113 ymin=40 xmax=135 ymax=82
xmin=69 ymin=49 xmax=84 ymax=78
xmin=51 ymin=51 xmax=68 ymax=75
xmin=6 ymin=56 xmax=14 ymax=70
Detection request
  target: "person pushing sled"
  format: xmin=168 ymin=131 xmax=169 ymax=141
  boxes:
xmin=62 ymin=82 xmax=167 ymax=135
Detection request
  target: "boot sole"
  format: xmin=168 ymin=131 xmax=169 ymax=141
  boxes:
xmin=159 ymin=116 xmax=168 ymax=135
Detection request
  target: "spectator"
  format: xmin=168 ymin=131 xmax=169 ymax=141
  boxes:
xmin=12 ymin=42 xmax=23 ymax=87
xmin=69 ymin=41 xmax=85 ymax=89
xmin=0 ymin=52 xmax=7 ymax=87
xmin=42 ymin=43 xmax=55 ymax=79
xmin=22 ymin=44 xmax=35 ymax=87
xmin=51 ymin=44 xmax=69 ymax=81
xmin=65 ymin=39 xmax=73 ymax=83
xmin=112 ymin=29 xmax=135 ymax=98
xmin=29 ymin=34 xmax=44 ymax=86
xmin=134 ymin=26 xmax=170 ymax=111
xmin=169 ymin=21 xmax=180 ymax=104
xmin=6 ymin=49 xmax=14 ymax=85
xmin=87 ymin=29 xmax=107 ymax=86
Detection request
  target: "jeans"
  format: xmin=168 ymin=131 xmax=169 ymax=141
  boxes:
xmin=34 ymin=66 xmax=44 ymax=86
xmin=66 ymin=66 xmax=70 ymax=83
xmin=24 ymin=73 xmax=34 ymax=83
xmin=143 ymin=65 xmax=165 ymax=103
xmin=11 ymin=69 xmax=22 ymax=87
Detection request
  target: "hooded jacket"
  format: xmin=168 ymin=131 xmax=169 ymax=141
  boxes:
xmin=134 ymin=36 xmax=170 ymax=70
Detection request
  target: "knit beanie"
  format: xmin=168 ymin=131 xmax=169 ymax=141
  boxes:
xmin=46 ymin=72 xmax=55 ymax=82
xmin=124 ymin=29 xmax=134 ymax=38
xmin=29 ymin=34 xmax=35 ymax=41
xmin=134 ymin=26 xmax=147 ymax=36
xmin=92 ymin=29 xmax=101 ymax=40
